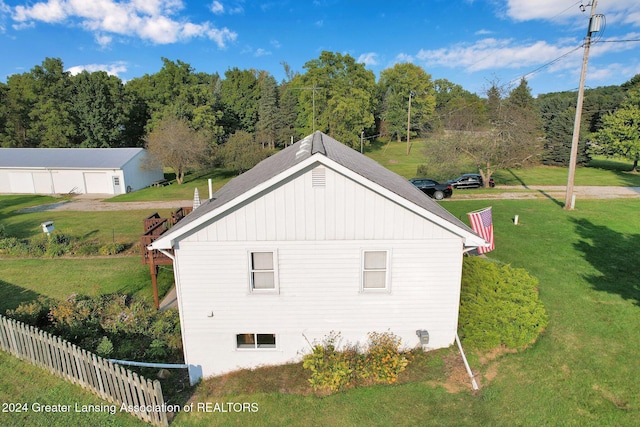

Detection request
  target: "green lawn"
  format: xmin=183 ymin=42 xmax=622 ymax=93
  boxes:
xmin=166 ymin=198 xmax=640 ymax=426
xmin=108 ymin=169 xmax=236 ymax=202
xmin=365 ymin=137 xmax=640 ymax=186
xmin=1 ymin=149 xmax=640 ymax=426
xmin=0 ymin=352 xmax=145 ymax=427
xmin=0 ymin=257 xmax=175 ymax=312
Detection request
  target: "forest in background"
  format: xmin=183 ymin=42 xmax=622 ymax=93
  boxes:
xmin=1 ymin=53 xmax=639 ymax=176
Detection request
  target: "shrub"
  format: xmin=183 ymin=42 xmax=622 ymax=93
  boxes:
xmin=302 ymin=331 xmax=411 ymax=393
xmin=458 ymin=256 xmax=548 ymax=351
xmin=6 ymin=296 xmax=51 ymax=326
xmin=96 ymin=336 xmax=114 ymax=357
xmin=99 ymin=243 xmax=125 ymax=255
xmin=74 ymin=242 xmax=100 ymax=256
xmin=362 ymin=331 xmax=411 ymax=384
xmin=303 ymin=332 xmax=354 ymax=393
xmin=0 ymin=237 xmax=30 ymax=255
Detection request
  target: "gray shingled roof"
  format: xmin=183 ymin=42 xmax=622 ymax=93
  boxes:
xmin=166 ymin=131 xmax=476 ymax=237
xmin=0 ymin=148 xmax=145 ymax=169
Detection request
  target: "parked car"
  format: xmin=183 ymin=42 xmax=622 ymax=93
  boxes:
xmin=448 ymin=173 xmax=495 ymax=189
xmin=409 ymin=178 xmax=453 ymax=200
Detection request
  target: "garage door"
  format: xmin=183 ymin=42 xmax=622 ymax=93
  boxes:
xmin=83 ymin=172 xmax=111 ymax=194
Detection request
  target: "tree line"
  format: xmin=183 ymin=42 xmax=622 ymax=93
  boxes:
xmin=1 ymin=54 xmax=638 ymax=180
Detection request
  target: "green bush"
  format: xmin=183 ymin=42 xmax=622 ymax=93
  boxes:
xmin=0 ymin=237 xmax=30 ymax=255
xmin=302 ymin=331 xmax=411 ymax=393
xmin=99 ymin=243 xmax=125 ymax=255
xmin=6 ymin=296 xmax=51 ymax=327
xmin=303 ymin=332 xmax=355 ymax=393
xmin=74 ymin=242 xmax=100 ymax=256
xmin=11 ymin=293 xmax=183 ymax=364
xmin=362 ymin=331 xmax=411 ymax=384
xmin=458 ymin=256 xmax=548 ymax=351
xmin=96 ymin=336 xmax=114 ymax=357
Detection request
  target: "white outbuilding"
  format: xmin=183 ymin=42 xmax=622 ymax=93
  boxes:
xmin=0 ymin=147 xmax=164 ymax=195
xmin=149 ymin=131 xmax=489 ymax=385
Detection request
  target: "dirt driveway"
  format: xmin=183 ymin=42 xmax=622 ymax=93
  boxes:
xmin=17 ymin=186 xmax=640 ymax=213
xmin=18 ymin=194 xmax=194 ymax=213
xmin=449 ymin=185 xmax=640 ymax=201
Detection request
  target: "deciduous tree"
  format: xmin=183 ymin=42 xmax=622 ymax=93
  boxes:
xmin=145 ymin=116 xmax=208 ymax=184
xmin=216 ymin=130 xmax=271 ymax=173
xmin=378 ymin=63 xmax=436 ymax=145
xmin=592 ymin=88 xmax=640 ymax=172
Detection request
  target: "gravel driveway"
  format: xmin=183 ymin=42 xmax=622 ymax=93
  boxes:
xmin=15 ymin=185 xmax=640 ymax=213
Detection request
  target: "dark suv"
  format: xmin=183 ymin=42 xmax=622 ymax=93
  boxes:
xmin=409 ymin=178 xmax=453 ymax=200
xmin=448 ymin=173 xmax=495 ymax=189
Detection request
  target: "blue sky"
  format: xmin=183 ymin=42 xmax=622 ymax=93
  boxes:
xmin=1 ymin=0 xmax=639 ymax=96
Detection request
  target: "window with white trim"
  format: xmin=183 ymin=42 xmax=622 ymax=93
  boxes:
xmin=362 ymin=250 xmax=389 ymax=291
xmin=249 ymin=251 xmax=278 ymax=292
xmin=236 ymin=333 xmax=277 ymax=349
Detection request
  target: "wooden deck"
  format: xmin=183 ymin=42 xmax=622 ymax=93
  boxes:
xmin=141 ymin=207 xmax=193 ymax=308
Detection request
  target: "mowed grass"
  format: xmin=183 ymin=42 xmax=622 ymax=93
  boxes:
xmin=108 ymin=168 xmax=235 ymax=202
xmin=0 ymin=258 xmax=175 ymax=312
xmin=164 ymin=197 xmax=640 ymax=426
xmin=366 ymin=137 xmax=640 ymax=187
xmin=1 ymin=148 xmax=640 ymax=425
xmin=0 ymin=352 xmax=145 ymax=427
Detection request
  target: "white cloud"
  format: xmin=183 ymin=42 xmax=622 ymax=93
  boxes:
xmin=10 ymin=0 xmax=237 ymax=46
xmin=210 ymin=1 xmax=243 ymax=15
xmin=357 ymin=52 xmax=378 ymax=66
xmin=416 ymin=37 xmax=580 ymax=72
xmin=393 ymin=53 xmax=414 ymax=63
xmin=254 ymin=48 xmax=270 ymax=57
xmin=0 ymin=0 xmax=10 ymax=32
xmin=505 ymin=0 xmax=640 ymax=24
xmin=210 ymin=1 xmax=224 ymax=14
xmin=95 ymin=33 xmax=112 ymax=47
xmin=66 ymin=61 xmax=127 ymax=76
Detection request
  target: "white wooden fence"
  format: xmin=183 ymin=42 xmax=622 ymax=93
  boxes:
xmin=0 ymin=315 xmax=168 ymax=426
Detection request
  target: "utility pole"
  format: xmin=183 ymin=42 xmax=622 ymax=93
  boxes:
xmin=407 ymin=91 xmax=413 ymax=155
xmin=565 ymin=0 xmax=599 ymax=210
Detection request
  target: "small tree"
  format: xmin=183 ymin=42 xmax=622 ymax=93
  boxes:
xmin=145 ymin=115 xmax=208 ymax=184
xmin=216 ymin=130 xmax=272 ymax=173
xmin=444 ymin=81 xmax=542 ymax=186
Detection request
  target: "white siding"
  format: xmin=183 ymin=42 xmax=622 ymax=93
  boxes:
xmin=185 ymin=167 xmax=451 ymax=243
xmin=176 ymin=238 xmax=463 ymax=381
xmin=173 ymin=164 xmax=467 ymax=382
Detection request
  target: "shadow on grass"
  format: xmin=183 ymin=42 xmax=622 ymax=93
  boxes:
xmin=572 ymin=218 xmax=640 ymax=306
xmin=0 ymin=280 xmax=43 ymax=313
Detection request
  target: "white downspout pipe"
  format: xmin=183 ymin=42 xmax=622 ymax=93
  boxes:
xmin=455 ymin=333 xmax=479 ymax=390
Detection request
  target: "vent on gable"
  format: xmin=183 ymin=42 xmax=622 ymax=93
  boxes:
xmin=312 ymin=167 xmax=326 ymax=188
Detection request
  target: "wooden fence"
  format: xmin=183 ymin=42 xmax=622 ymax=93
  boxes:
xmin=0 ymin=315 xmax=168 ymax=426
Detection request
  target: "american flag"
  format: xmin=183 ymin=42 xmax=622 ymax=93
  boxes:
xmin=468 ymin=207 xmax=494 ymax=254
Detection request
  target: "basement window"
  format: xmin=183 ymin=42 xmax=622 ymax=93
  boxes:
xmin=236 ymin=333 xmax=277 ymax=349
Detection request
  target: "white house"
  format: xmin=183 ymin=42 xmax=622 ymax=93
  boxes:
xmin=0 ymin=147 xmax=164 ymax=195
xmin=149 ymin=131 xmax=487 ymax=384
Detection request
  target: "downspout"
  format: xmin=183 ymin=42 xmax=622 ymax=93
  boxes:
xmin=109 ymin=359 xmax=187 ymax=369
xmin=455 ymin=333 xmax=479 ymax=390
